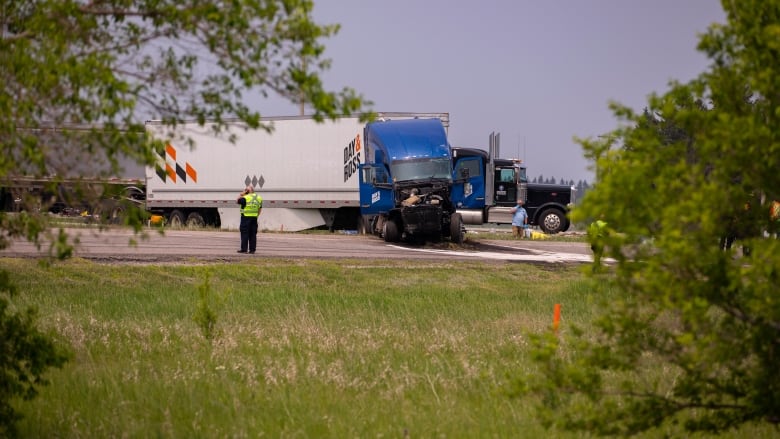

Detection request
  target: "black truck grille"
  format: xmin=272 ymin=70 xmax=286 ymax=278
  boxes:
xmin=402 ymin=205 xmax=442 ymax=235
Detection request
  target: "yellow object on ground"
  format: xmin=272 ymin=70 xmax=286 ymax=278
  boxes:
xmin=150 ymin=215 xmax=165 ymax=225
xmin=531 ymin=231 xmax=548 ymax=240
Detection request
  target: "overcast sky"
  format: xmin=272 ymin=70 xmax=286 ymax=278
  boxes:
xmin=259 ymin=1 xmax=727 ymax=184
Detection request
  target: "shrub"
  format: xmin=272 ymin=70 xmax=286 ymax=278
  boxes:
xmin=0 ymin=270 xmax=70 ymax=437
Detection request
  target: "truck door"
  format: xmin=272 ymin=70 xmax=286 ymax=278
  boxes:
xmin=494 ymin=167 xmax=517 ymax=206
xmin=359 ymin=163 xmax=394 ymax=215
xmin=451 ymin=156 xmax=485 ymax=209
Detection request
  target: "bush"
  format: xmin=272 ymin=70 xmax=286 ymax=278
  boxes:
xmin=0 ymin=270 xmax=70 ymax=437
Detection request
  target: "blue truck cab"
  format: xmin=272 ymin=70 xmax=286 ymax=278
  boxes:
xmin=358 ymin=117 xmax=464 ymax=243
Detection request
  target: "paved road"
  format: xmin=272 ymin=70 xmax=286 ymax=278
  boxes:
xmin=0 ymin=227 xmax=594 ymax=264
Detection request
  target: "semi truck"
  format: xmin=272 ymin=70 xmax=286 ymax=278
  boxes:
xmin=451 ymin=132 xmax=575 ymax=234
xmin=144 ymin=113 xmax=449 ymax=232
xmin=358 ymin=116 xmax=464 ymax=243
xmin=0 ymin=175 xmax=145 ymax=221
xmin=0 ymin=125 xmax=147 ymax=221
xmin=3 ymin=118 xmax=573 ymax=236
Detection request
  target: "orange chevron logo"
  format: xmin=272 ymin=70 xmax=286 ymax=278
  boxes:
xmin=156 ymin=143 xmax=198 ymax=183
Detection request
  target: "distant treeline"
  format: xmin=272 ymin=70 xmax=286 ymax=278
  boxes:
xmin=531 ymin=176 xmax=591 ymax=191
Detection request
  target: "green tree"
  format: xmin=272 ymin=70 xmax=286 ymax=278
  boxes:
xmin=1 ymin=0 xmax=368 ymax=253
xmin=521 ymin=1 xmax=780 ymax=435
xmin=0 ymin=0 xmax=367 ymax=432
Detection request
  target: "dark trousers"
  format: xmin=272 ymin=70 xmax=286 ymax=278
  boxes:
xmin=239 ymin=216 xmax=258 ymax=252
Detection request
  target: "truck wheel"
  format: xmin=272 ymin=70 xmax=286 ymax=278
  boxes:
xmin=108 ymin=204 xmax=125 ymax=225
xmin=91 ymin=200 xmax=123 ymax=224
xmin=562 ymin=218 xmax=571 ymax=232
xmin=538 ymin=209 xmax=564 ymax=234
xmin=383 ymin=219 xmax=400 ymax=242
xmin=186 ymin=212 xmax=205 ymax=228
xmin=450 ymin=213 xmax=464 ymax=244
xmin=169 ymin=210 xmax=186 ymax=228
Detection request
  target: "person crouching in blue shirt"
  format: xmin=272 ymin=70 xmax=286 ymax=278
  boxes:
xmin=511 ymin=199 xmax=528 ymax=239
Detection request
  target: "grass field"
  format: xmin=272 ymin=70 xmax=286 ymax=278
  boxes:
xmin=2 ymin=257 xmax=773 ymax=438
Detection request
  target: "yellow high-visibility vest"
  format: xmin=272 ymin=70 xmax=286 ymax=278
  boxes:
xmin=241 ymin=193 xmax=262 ymax=217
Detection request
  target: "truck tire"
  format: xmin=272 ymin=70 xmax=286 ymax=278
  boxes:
xmin=169 ymin=210 xmax=186 ymax=228
xmin=538 ymin=208 xmax=565 ymax=234
xmin=383 ymin=219 xmax=400 ymax=243
xmin=91 ymin=200 xmax=123 ymax=224
xmin=186 ymin=212 xmax=205 ymax=228
xmin=450 ymin=213 xmax=464 ymax=244
xmin=108 ymin=203 xmax=125 ymax=225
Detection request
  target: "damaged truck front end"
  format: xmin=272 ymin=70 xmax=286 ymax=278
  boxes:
xmin=358 ymin=117 xmax=464 ymax=244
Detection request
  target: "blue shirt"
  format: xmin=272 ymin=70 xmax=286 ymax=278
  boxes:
xmin=511 ymin=204 xmax=528 ymax=226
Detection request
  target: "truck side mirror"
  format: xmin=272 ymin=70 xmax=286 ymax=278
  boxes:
xmin=459 ymin=168 xmax=470 ymax=178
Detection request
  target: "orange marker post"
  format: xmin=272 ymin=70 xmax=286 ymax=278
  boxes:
xmin=552 ymin=303 xmax=561 ymax=333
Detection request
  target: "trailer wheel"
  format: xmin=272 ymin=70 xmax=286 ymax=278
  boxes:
xmin=538 ymin=208 xmax=565 ymax=234
xmin=108 ymin=204 xmax=125 ymax=225
xmin=450 ymin=213 xmax=464 ymax=244
xmin=169 ymin=210 xmax=186 ymax=228
xmin=383 ymin=219 xmax=400 ymax=243
xmin=186 ymin=212 xmax=205 ymax=228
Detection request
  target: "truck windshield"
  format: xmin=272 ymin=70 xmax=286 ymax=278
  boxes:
xmin=390 ymin=157 xmax=452 ymax=183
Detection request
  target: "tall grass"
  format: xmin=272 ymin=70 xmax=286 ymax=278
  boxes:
xmin=2 ymin=258 xmax=772 ymax=438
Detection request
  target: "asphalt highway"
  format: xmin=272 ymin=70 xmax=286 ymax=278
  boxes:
xmin=0 ymin=227 xmax=594 ymax=264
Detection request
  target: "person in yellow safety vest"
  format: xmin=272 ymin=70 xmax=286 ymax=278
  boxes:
xmin=236 ymin=185 xmax=263 ymax=254
xmin=588 ymin=218 xmax=608 ymax=270
xmin=771 ymin=200 xmax=780 ymax=238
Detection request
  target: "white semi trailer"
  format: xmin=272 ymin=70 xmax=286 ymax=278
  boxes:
xmin=145 ymin=113 xmax=449 ymax=231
